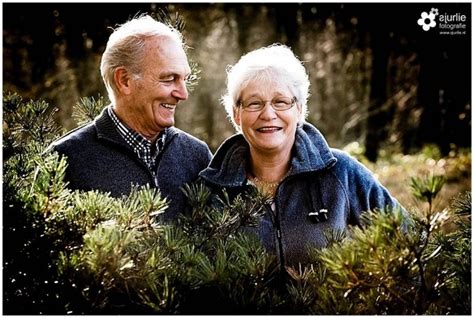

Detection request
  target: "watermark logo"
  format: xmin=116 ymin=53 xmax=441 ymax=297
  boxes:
xmin=417 ymin=8 xmax=439 ymax=31
xmin=417 ymin=8 xmax=467 ymax=35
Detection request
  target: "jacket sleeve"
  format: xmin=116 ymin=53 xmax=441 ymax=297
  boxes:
xmin=332 ymin=150 xmax=408 ymax=224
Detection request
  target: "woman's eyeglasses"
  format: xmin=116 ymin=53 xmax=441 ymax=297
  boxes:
xmin=239 ymin=96 xmax=296 ymax=112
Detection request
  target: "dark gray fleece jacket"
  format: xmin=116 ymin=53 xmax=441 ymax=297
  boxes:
xmin=49 ymin=106 xmax=212 ymax=221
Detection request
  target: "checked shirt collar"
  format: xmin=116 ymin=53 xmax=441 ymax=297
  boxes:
xmin=108 ymin=107 xmax=166 ymax=173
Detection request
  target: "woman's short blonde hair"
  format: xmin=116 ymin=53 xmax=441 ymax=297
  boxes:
xmin=222 ymin=44 xmax=310 ymax=131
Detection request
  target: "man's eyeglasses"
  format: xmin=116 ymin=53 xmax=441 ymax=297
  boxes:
xmin=239 ymin=96 xmax=296 ymax=112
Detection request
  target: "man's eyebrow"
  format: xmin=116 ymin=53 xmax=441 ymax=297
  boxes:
xmin=158 ymin=71 xmax=192 ymax=80
xmin=158 ymin=72 xmax=179 ymax=79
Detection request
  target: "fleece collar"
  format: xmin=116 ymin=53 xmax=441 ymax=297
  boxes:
xmin=199 ymin=122 xmax=337 ymax=187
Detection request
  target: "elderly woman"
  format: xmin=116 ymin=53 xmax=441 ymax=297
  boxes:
xmin=199 ymin=44 xmax=403 ymax=268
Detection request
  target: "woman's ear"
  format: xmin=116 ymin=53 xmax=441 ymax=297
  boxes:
xmin=114 ymin=67 xmax=133 ymax=95
xmin=296 ymin=101 xmax=304 ymax=123
xmin=233 ymin=106 xmax=241 ymax=127
xmin=296 ymin=101 xmax=303 ymax=116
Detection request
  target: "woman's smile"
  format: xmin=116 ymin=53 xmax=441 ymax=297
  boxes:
xmin=256 ymin=126 xmax=283 ymax=133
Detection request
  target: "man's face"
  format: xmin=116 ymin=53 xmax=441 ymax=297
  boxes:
xmin=123 ymin=36 xmax=191 ymax=139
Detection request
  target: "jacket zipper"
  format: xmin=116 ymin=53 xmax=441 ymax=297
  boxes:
xmin=149 ymin=132 xmax=175 ymax=187
xmin=268 ymin=201 xmax=286 ymax=273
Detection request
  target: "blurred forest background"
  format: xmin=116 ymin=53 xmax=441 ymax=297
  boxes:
xmin=2 ymin=4 xmax=472 ymax=313
xmin=3 ymin=3 xmax=471 ymax=159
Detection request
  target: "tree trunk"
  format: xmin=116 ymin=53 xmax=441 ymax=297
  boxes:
xmin=365 ymin=28 xmax=390 ymax=162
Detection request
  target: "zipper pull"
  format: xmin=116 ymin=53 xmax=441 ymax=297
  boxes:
xmin=308 ymin=209 xmax=329 ymax=223
xmin=277 ymin=229 xmax=281 ymax=239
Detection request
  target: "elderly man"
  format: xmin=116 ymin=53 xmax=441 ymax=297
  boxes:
xmin=49 ymin=15 xmax=212 ymax=221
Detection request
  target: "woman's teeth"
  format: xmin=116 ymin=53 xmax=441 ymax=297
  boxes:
xmin=257 ymin=127 xmax=281 ymax=132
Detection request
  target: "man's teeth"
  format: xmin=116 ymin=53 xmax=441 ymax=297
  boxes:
xmin=161 ymin=104 xmax=176 ymax=110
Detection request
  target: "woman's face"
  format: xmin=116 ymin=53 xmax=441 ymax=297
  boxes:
xmin=233 ymin=77 xmax=302 ymax=157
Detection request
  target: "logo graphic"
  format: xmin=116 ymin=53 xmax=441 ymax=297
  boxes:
xmin=417 ymin=8 xmax=439 ymax=31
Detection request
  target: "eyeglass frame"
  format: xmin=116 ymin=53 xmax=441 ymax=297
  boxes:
xmin=237 ymin=96 xmax=297 ymax=112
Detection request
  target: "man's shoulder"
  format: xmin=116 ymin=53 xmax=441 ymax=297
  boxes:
xmin=168 ymin=127 xmax=209 ymax=148
xmin=165 ymin=127 xmax=212 ymax=162
xmin=50 ymin=106 xmax=113 ymax=149
xmin=48 ymin=121 xmax=97 ymax=153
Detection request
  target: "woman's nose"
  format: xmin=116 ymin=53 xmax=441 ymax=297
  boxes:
xmin=258 ymin=101 xmax=278 ymax=119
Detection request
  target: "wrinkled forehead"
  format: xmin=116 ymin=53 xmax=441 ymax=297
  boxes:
xmin=145 ymin=36 xmax=187 ymax=59
xmin=143 ymin=36 xmax=191 ymax=74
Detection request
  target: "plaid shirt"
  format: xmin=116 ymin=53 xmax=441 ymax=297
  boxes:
xmin=108 ymin=107 xmax=166 ymax=174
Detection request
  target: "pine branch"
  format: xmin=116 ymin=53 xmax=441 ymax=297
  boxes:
xmin=4 ymin=91 xmax=470 ymax=314
xmin=72 ymin=95 xmax=106 ymax=126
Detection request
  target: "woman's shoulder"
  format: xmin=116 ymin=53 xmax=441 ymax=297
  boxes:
xmin=329 ymin=148 xmax=376 ymax=180
xmin=330 ymin=149 xmax=358 ymax=165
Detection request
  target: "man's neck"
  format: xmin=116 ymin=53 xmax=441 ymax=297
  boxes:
xmin=111 ymin=105 xmax=161 ymax=142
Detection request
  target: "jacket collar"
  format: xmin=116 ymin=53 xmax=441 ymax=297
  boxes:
xmin=94 ymin=105 xmax=179 ymax=148
xmin=199 ymin=122 xmax=337 ymax=187
xmin=291 ymin=122 xmax=337 ymax=174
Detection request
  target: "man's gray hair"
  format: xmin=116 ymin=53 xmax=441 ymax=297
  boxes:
xmin=100 ymin=15 xmax=184 ymax=104
xmin=222 ymin=44 xmax=310 ymax=131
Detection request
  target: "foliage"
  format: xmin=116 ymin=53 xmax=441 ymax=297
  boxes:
xmin=429 ymin=192 xmax=471 ymax=314
xmin=343 ymin=141 xmax=471 ymax=213
xmin=55 ymin=183 xmax=282 ymax=314
xmin=72 ymin=95 xmax=107 ymax=126
xmin=287 ymin=193 xmax=470 ymax=315
xmin=151 ymin=7 xmax=200 ymax=92
xmin=3 ymin=92 xmax=471 ymax=314
xmin=410 ymin=174 xmax=445 ymax=212
xmin=3 ymin=92 xmax=68 ymax=314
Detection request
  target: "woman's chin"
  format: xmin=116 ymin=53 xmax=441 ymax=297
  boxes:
xmin=253 ymin=141 xmax=287 ymax=154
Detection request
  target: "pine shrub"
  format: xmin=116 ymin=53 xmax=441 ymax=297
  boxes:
xmin=3 ymin=92 xmax=471 ymax=314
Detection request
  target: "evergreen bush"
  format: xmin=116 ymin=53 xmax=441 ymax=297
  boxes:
xmin=3 ymin=92 xmax=471 ymax=314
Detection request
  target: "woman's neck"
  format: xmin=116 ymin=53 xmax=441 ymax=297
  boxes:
xmin=249 ymin=148 xmax=292 ymax=183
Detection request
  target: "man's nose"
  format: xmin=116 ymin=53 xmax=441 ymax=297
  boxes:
xmin=173 ymin=80 xmax=189 ymax=101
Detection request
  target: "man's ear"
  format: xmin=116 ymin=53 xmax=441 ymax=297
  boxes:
xmin=114 ymin=67 xmax=133 ymax=95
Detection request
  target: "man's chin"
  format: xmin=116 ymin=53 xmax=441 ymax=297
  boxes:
xmin=157 ymin=120 xmax=175 ymax=130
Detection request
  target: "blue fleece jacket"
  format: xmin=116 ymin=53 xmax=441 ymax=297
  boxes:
xmin=199 ymin=122 xmax=404 ymax=267
xmin=49 ymin=106 xmax=212 ymax=221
